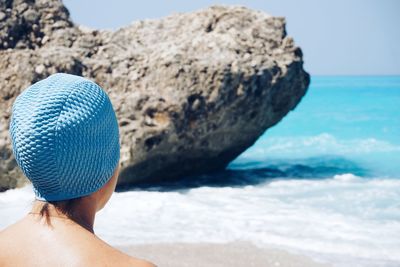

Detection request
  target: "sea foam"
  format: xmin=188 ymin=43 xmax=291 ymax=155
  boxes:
xmin=1 ymin=176 xmax=399 ymax=267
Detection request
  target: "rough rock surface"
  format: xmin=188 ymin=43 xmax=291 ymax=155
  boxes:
xmin=0 ymin=0 xmax=310 ymax=191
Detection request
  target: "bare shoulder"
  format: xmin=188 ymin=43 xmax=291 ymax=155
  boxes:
xmin=0 ymin=221 xmax=21 ymax=248
xmin=117 ymin=253 xmax=156 ymax=267
xmin=90 ymin=238 xmax=156 ymax=267
xmin=0 ymin=227 xmax=8 ymax=249
xmin=0 ymin=220 xmax=156 ymax=267
xmin=0 ymin=223 xmax=24 ymax=264
xmin=102 ymin=252 xmax=156 ymax=267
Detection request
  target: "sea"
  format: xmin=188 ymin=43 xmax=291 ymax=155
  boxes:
xmin=1 ymin=76 xmax=399 ymax=267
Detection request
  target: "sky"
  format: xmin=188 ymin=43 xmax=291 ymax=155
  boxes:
xmin=63 ymin=0 xmax=400 ymax=76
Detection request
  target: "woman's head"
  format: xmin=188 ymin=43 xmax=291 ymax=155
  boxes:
xmin=9 ymin=73 xmax=120 ymax=202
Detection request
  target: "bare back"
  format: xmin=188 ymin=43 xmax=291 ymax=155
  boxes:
xmin=0 ymin=215 xmax=155 ymax=267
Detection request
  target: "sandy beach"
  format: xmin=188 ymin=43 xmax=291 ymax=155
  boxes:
xmin=118 ymin=242 xmax=331 ymax=267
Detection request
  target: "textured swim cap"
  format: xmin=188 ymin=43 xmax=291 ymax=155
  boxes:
xmin=9 ymin=73 xmax=120 ymax=201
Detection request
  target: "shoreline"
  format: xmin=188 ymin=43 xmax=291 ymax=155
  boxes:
xmin=117 ymin=241 xmax=331 ymax=267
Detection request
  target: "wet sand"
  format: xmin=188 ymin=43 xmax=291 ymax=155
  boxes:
xmin=118 ymin=242 xmax=331 ymax=267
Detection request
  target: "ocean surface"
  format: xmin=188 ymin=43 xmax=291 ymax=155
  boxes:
xmin=1 ymin=76 xmax=399 ymax=267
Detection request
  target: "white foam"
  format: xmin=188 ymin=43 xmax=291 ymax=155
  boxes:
xmin=1 ymin=177 xmax=399 ymax=266
xmin=233 ymin=133 xmax=400 ymax=177
xmin=333 ymin=173 xmax=361 ymax=182
xmin=239 ymin=133 xmax=400 ymax=159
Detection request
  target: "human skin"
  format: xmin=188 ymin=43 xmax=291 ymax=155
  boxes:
xmin=0 ymin=166 xmax=156 ymax=267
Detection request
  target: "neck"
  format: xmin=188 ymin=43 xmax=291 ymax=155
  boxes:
xmin=29 ymin=198 xmax=97 ymax=234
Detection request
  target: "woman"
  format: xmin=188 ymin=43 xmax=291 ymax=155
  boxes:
xmin=0 ymin=73 xmax=155 ymax=267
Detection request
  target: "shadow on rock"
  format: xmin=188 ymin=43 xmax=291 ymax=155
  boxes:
xmin=115 ymin=156 xmax=369 ymax=192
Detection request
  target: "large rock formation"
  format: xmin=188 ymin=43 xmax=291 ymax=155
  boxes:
xmin=0 ymin=0 xmax=310 ymax=191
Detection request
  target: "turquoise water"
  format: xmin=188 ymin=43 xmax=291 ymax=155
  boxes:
xmin=231 ymin=76 xmax=400 ymax=178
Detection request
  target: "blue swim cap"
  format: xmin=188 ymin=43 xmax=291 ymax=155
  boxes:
xmin=9 ymin=73 xmax=120 ymax=201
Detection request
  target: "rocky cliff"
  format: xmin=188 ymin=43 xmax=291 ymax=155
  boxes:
xmin=0 ymin=0 xmax=310 ymax=191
